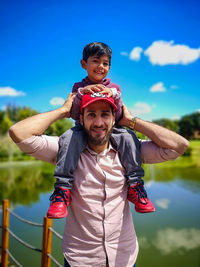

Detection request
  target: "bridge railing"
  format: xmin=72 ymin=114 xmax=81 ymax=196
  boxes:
xmin=0 ymin=199 xmax=63 ymax=267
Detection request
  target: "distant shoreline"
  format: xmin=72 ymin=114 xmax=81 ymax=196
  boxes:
xmin=0 ymin=160 xmax=42 ymax=168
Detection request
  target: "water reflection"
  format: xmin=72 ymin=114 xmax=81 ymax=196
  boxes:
xmin=155 ymin=198 xmax=170 ymax=209
xmin=138 ymin=226 xmax=200 ymax=256
xmin=0 ymin=161 xmax=55 ymax=206
xmin=0 ymin=157 xmax=199 ymax=207
xmin=153 ymin=227 xmax=200 ymax=255
xmin=143 ymin=159 xmax=200 ymax=193
xmin=0 ymin=158 xmax=200 ymax=267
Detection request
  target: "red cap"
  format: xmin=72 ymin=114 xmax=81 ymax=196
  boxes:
xmin=80 ymin=93 xmax=117 ymax=113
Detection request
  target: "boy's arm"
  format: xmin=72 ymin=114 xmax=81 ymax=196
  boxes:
xmin=70 ymin=82 xmax=123 ymax=121
xmin=108 ymin=84 xmax=123 ymax=122
xmin=70 ymin=91 xmax=82 ymax=121
xmin=71 ymin=81 xmax=106 ymax=120
xmin=70 ymin=83 xmax=109 ymax=120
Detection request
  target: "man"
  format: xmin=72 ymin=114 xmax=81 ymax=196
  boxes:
xmin=9 ymin=93 xmax=188 ymax=267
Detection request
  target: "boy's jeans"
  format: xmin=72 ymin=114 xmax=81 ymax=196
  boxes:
xmin=54 ymin=125 xmax=144 ymax=189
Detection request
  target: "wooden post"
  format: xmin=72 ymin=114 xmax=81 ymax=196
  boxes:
xmin=41 ymin=216 xmax=52 ymax=267
xmin=1 ymin=199 xmax=10 ymax=267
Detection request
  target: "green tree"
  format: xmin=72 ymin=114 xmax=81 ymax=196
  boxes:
xmin=136 ymin=132 xmax=146 ymax=140
xmin=179 ymin=112 xmax=200 ymax=139
xmin=15 ymin=106 xmax=38 ymax=122
xmin=153 ymin=118 xmax=179 ymax=132
xmin=45 ymin=118 xmax=74 ymax=136
xmin=0 ymin=115 xmax=13 ymax=134
xmin=5 ymin=104 xmax=21 ymax=123
xmin=0 ymin=110 xmax=5 ymax=121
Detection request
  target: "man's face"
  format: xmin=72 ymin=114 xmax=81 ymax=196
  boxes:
xmin=80 ymin=101 xmax=115 ymax=150
xmin=81 ymin=55 xmax=110 ymax=83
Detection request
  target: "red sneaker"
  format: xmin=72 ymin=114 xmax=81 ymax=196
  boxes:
xmin=47 ymin=187 xmax=71 ymax=219
xmin=128 ymin=183 xmax=155 ymax=213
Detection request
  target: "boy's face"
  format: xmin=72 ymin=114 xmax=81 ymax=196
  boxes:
xmin=81 ymin=54 xmax=110 ymax=83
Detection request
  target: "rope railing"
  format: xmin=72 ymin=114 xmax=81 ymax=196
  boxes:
xmin=5 ymin=248 xmax=23 ymax=267
xmin=49 ymin=226 xmax=63 ymax=240
xmin=1 ymin=199 xmax=64 ymax=267
xmin=7 ymin=227 xmax=42 ymax=252
xmin=47 ymin=253 xmax=63 ymax=267
xmin=8 ymin=208 xmax=43 ymax=227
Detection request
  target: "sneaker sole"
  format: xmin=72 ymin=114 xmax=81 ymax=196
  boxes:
xmin=135 ymin=208 xmax=155 ymax=213
xmin=47 ymin=213 xmax=67 ymax=219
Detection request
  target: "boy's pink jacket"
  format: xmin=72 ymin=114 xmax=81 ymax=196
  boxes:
xmin=70 ymin=76 xmax=123 ymax=122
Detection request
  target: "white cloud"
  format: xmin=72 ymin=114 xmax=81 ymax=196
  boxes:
xmin=153 ymin=228 xmax=200 ymax=255
xmin=197 ymin=109 xmax=200 ymax=113
xmin=171 ymin=115 xmax=180 ymax=120
xmin=50 ymin=97 xmax=65 ymax=106
xmin=170 ymin=85 xmax=178 ymax=90
xmin=120 ymin=51 xmax=128 ymax=56
xmin=0 ymin=86 xmax=26 ymax=97
xmin=155 ymin=198 xmax=170 ymax=209
xmin=150 ymin=82 xmax=166 ymax=92
xmin=144 ymin=40 xmax=200 ymax=66
xmin=129 ymin=47 xmax=143 ymax=61
xmin=138 ymin=236 xmax=150 ymax=248
xmin=145 ymin=180 xmax=155 ymax=188
xmin=129 ymin=102 xmax=152 ymax=116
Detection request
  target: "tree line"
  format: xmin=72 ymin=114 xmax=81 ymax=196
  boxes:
xmin=0 ymin=104 xmax=200 ymax=140
xmin=0 ymin=105 xmax=73 ymax=161
xmin=0 ymin=104 xmax=73 ymax=136
xmin=153 ymin=112 xmax=200 ymax=140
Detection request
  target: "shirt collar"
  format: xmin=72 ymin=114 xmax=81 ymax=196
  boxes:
xmin=85 ymin=142 xmax=116 ymax=156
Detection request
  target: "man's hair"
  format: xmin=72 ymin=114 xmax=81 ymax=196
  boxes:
xmin=82 ymin=42 xmax=112 ymax=65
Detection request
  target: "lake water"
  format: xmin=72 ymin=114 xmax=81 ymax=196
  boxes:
xmin=0 ymin=158 xmax=200 ymax=267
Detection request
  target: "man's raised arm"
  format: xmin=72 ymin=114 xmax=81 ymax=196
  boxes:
xmin=119 ymin=105 xmax=189 ymax=155
xmin=9 ymin=93 xmax=75 ymax=143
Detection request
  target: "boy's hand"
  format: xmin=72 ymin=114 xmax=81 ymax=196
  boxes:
xmin=80 ymin=84 xmax=105 ymax=95
xmin=80 ymin=84 xmax=112 ymax=97
xmin=100 ymin=87 xmax=112 ymax=97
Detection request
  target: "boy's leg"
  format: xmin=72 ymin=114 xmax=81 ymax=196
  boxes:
xmin=110 ymin=126 xmax=155 ymax=213
xmin=111 ymin=126 xmax=144 ymax=184
xmin=47 ymin=125 xmax=87 ymax=218
xmin=54 ymin=124 xmax=87 ymax=189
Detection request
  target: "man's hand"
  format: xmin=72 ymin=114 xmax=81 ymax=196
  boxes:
xmin=118 ymin=104 xmax=189 ymax=155
xmin=118 ymin=105 xmax=133 ymax=128
xmin=60 ymin=93 xmax=76 ymax=118
xmin=9 ymin=93 xmax=76 ymax=142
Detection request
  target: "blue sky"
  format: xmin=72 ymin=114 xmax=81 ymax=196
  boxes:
xmin=0 ymin=0 xmax=200 ymax=121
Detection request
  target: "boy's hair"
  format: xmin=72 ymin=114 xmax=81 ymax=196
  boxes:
xmin=83 ymin=42 xmax=112 ymax=65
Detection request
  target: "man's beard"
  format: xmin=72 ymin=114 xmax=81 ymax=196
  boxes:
xmin=84 ymin=126 xmax=113 ymax=146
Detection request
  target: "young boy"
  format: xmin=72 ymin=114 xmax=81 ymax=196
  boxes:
xmin=47 ymin=42 xmax=155 ymax=219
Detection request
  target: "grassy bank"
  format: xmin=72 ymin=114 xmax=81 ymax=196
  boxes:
xmin=0 ymin=135 xmax=34 ymax=162
xmin=189 ymin=140 xmax=200 ymax=157
xmin=150 ymin=140 xmax=200 ymax=169
xmin=1 ymin=135 xmax=200 ymax=164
